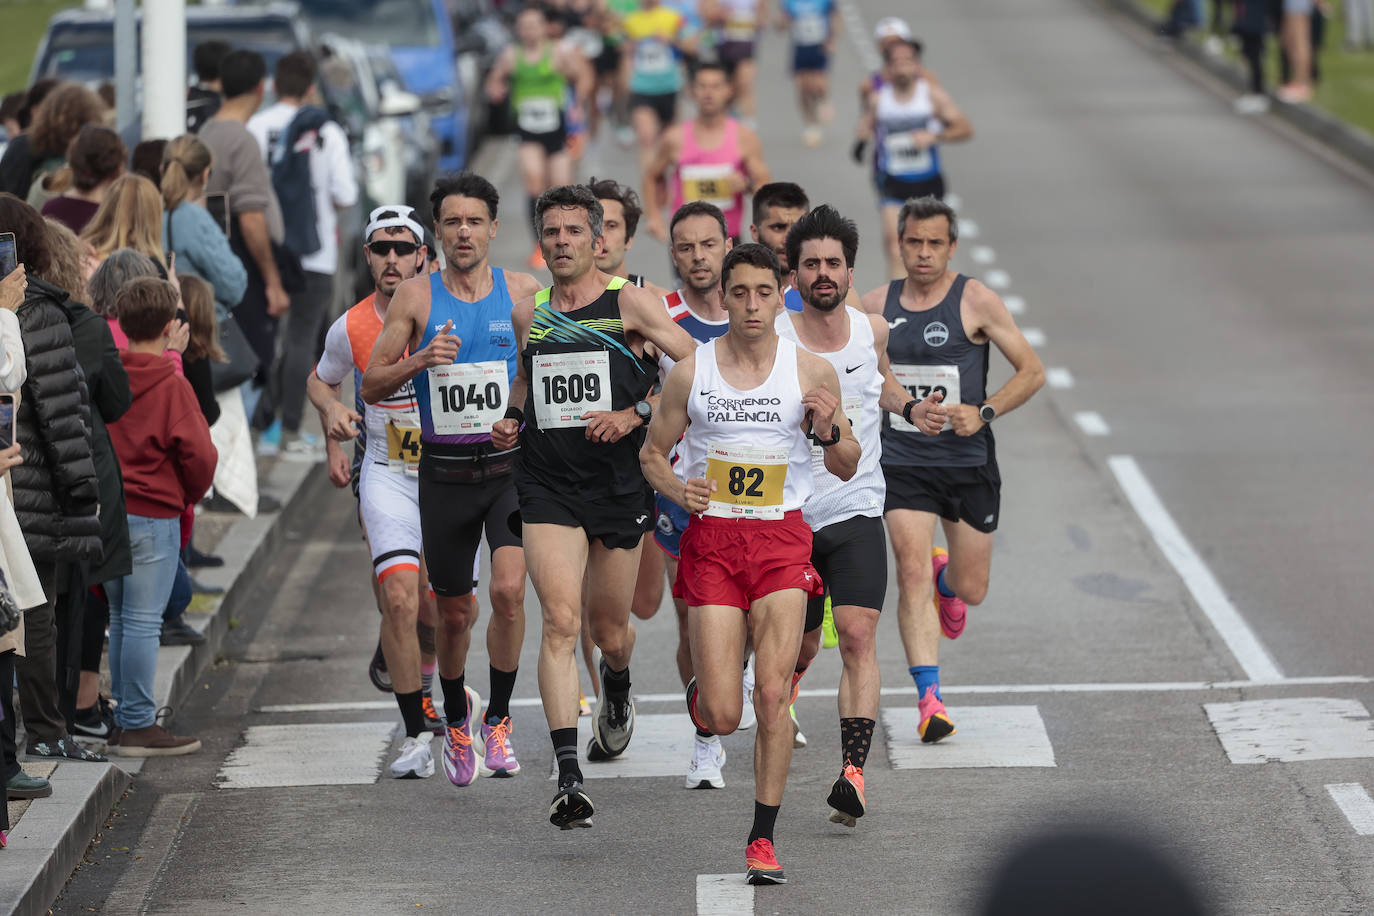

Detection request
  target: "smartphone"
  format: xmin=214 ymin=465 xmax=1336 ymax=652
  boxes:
xmin=175 ymin=307 xmax=188 ymax=325
xmin=0 ymin=232 xmax=16 ymax=279
xmin=0 ymin=394 xmax=15 ymax=451
xmin=204 ymin=193 xmax=230 ymax=237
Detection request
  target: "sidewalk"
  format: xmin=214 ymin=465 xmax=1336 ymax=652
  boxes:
xmin=0 ymin=457 xmax=322 ymax=916
xmin=1104 ymin=0 xmax=1374 ymax=175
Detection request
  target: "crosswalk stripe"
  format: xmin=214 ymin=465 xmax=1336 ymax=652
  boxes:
xmin=1326 ymin=784 xmax=1374 ymax=835
xmin=883 ymin=706 xmax=1056 ymax=769
xmin=216 ymin=722 xmax=395 ymax=789
xmin=696 ymin=874 xmax=753 ymax=915
xmin=1204 ymin=698 xmax=1374 ymax=763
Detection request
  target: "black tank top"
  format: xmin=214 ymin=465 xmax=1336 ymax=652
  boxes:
xmin=518 ymin=277 xmax=658 ymax=496
xmin=879 ymin=273 xmax=992 ymax=467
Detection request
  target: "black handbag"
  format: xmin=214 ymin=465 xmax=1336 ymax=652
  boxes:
xmin=210 ymin=312 xmax=259 ymax=392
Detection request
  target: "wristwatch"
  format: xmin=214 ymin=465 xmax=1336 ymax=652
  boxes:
xmin=634 ymin=400 xmax=653 ymax=425
xmin=818 ymin=423 xmax=841 ymax=447
xmin=979 ymin=403 xmax=997 ymax=424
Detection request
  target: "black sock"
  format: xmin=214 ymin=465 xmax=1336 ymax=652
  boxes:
xmin=749 ymin=801 xmax=780 ymax=844
xmin=696 ymin=726 xmax=714 ymax=739
xmin=486 ymin=665 xmax=517 ymax=724
xmin=440 ymin=674 xmax=467 ymax=725
xmin=602 ymin=663 xmax=631 ymax=696
xmin=840 ymin=717 xmax=876 ymax=769
xmin=552 ymin=727 xmax=581 ymax=784
xmin=396 ymin=689 xmax=426 ymax=738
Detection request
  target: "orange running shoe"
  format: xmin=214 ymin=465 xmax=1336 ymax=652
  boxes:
xmin=917 ymin=686 xmax=956 ymax=744
xmin=745 ymin=838 xmax=787 ymax=885
xmin=527 ymin=245 xmax=546 ymax=270
xmin=826 ymin=763 xmax=866 ymax=827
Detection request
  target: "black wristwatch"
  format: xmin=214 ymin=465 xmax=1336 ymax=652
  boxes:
xmin=902 ymin=398 xmax=919 ymax=425
xmin=634 ymin=400 xmax=653 ymax=425
xmin=979 ymin=402 xmax=997 ymax=424
xmin=818 ymin=423 xmax=841 ymax=447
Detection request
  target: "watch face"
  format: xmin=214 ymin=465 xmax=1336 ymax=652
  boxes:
xmin=980 ymin=405 xmax=995 ymax=421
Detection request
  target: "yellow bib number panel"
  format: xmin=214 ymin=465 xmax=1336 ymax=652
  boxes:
xmin=703 ymin=443 xmax=788 ymax=520
xmin=386 ymin=423 xmax=422 ymax=476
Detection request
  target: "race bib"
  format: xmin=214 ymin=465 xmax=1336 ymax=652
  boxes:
xmin=385 ymin=414 xmax=423 ymax=477
xmin=890 ymin=363 xmax=959 ymax=432
xmin=703 ymin=443 xmax=788 ymax=519
xmin=724 ymin=15 xmax=757 ymax=40
xmin=634 ymin=39 xmax=674 ymax=73
xmin=679 ymin=163 xmax=734 ymax=209
xmin=532 ymin=351 xmax=612 ymax=428
xmin=811 ymin=395 xmax=862 ymax=459
xmin=883 ymin=133 xmax=933 ymax=176
xmin=516 ymin=97 xmax=560 ymax=134
xmin=792 ymin=12 xmax=827 ymax=45
xmin=427 ymin=361 xmax=509 ymax=435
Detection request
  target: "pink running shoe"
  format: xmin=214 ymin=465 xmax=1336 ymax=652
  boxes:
xmin=479 ymin=716 xmax=520 ymax=778
xmin=442 ymin=686 xmax=482 ymax=787
xmin=931 ymin=547 xmax=967 ymax=639
xmin=917 ymin=686 xmax=956 ymax=744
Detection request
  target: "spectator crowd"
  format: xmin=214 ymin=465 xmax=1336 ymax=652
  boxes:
xmin=0 ymin=40 xmax=356 ymax=848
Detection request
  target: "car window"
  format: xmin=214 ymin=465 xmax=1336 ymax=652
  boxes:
xmin=296 ymin=0 xmax=441 ymax=48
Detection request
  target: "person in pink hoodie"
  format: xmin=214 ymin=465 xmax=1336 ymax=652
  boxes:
xmin=104 ymin=277 xmax=216 ymax=757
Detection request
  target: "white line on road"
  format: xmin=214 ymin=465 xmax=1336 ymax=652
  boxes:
xmin=1047 ymin=367 xmax=1075 ymax=388
xmin=1004 ymin=294 xmax=1026 ymax=315
xmin=1022 ymin=327 xmax=1046 ymax=347
xmin=983 ymin=268 xmax=1011 ymax=289
xmin=255 ymin=677 xmax=1370 ymax=714
xmin=1205 ymin=698 xmax=1374 ymax=763
xmin=970 ymin=245 xmax=996 ymax=264
xmin=696 ymin=874 xmax=753 ymax=915
xmin=1109 ymin=455 xmax=1283 ymax=681
xmin=1074 ymin=411 xmax=1111 ymax=436
xmin=960 ymin=218 xmax=980 ymax=239
xmin=1326 ymin=784 xmax=1374 ymax=835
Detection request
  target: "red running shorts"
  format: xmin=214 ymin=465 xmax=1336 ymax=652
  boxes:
xmin=673 ymin=509 xmax=825 ymax=610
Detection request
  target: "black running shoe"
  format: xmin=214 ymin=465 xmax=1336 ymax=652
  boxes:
xmin=421 ymin=694 xmax=445 ymax=733
xmin=369 ymin=642 xmax=392 ymax=693
xmin=549 ymin=775 xmax=594 ymax=829
xmin=591 ymin=659 xmax=634 ymax=758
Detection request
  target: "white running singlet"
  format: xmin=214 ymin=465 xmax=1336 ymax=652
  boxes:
xmin=678 ymin=337 xmax=813 ymax=519
xmin=775 ymin=307 xmax=885 ymax=530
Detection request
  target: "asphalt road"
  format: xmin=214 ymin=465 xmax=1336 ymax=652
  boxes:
xmin=53 ymin=0 xmax=1374 ymax=913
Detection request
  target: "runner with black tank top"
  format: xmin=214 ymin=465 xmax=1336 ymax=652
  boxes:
xmin=860 ymin=196 xmax=1044 ymax=746
xmin=774 ymin=205 xmax=942 ymax=829
xmin=642 ymin=242 xmax=859 ymax=885
xmin=363 ymin=174 xmax=543 ymax=791
xmin=490 ymin=185 xmax=695 ymax=830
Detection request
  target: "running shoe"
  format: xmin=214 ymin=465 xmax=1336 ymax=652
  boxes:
xmin=790 ymin=704 xmax=807 ymax=748
xmin=739 ymin=656 xmax=756 ymax=730
xmin=685 ymin=676 xmax=708 ymax=733
xmin=591 ymin=658 xmax=635 ymax=758
xmin=917 ymin=686 xmax=956 ymax=744
xmin=549 ymin=775 xmax=594 ymax=829
xmin=579 ymin=690 xmax=592 ymax=717
xmin=802 ymin=125 xmax=824 ymax=148
xmin=685 ymin=734 xmax=725 ymax=789
xmin=421 ymin=694 xmax=444 ymax=734
xmin=826 ymin=763 xmax=866 ymax=828
xmin=441 ymin=686 xmax=482 ymax=787
xmin=821 ymin=595 xmax=838 ymax=648
xmin=479 ymin=717 xmax=520 ymax=777
xmin=931 ymin=547 xmax=968 ymax=639
xmin=369 ymin=642 xmax=392 ymax=693
xmin=389 ymin=734 xmax=434 ymax=779
xmin=745 ymin=838 xmax=786 ymax=885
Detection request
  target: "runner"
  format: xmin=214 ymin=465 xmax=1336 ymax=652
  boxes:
xmin=362 ymin=173 xmax=541 ymax=787
xmin=854 ymin=38 xmax=972 ymax=279
xmin=643 ymin=60 xmax=771 ymax=244
xmin=489 ymin=184 xmax=696 ymax=829
xmin=775 ymin=204 xmax=943 ymax=826
xmin=861 ymin=196 xmax=1044 ymax=744
xmin=856 ymin=16 xmax=916 ymax=111
xmin=702 ymin=0 xmax=765 ymax=127
xmin=778 ymin=0 xmax=839 ymax=147
xmin=641 ymin=242 xmax=859 ymax=884
xmin=589 ymin=176 xmax=669 ymax=295
xmin=622 ymin=0 xmax=695 ymax=170
xmin=590 ymin=0 xmax=640 ymax=146
xmin=309 ymin=205 xmax=450 ymax=776
xmin=750 ymin=182 xmax=861 ymax=314
xmin=485 ymin=4 xmax=593 ymax=269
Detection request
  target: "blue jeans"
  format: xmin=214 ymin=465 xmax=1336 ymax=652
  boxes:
xmin=163 ymin=559 xmax=191 ymax=622
xmin=105 ymin=515 xmax=180 ymax=730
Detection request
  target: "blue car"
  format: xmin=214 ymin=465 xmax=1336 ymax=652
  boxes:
xmin=287 ymin=0 xmax=469 ymax=172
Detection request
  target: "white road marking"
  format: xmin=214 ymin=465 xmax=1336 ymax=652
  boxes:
xmin=960 ymin=218 xmax=980 ymax=239
xmin=1047 ymin=367 xmax=1075 ymax=388
xmin=1326 ymin=784 xmax=1374 ymax=835
xmin=216 ymin=722 xmax=395 ymax=788
xmin=1074 ymin=411 xmax=1111 ymax=436
xmin=256 ymin=677 xmax=1372 ymax=714
xmin=1022 ymin=327 xmax=1046 ymax=347
xmin=696 ymin=874 xmax=754 ymax=915
xmin=570 ymin=713 xmax=696 ymax=780
xmin=1108 ymin=455 xmax=1284 ymax=681
xmin=1003 ymin=294 xmax=1026 ymax=315
xmin=1205 ymin=698 xmax=1374 ymax=763
xmin=883 ymin=706 xmax=1056 ymax=769
xmin=983 ymin=268 xmax=1011 ymax=289
xmin=969 ymin=245 xmax=996 ymax=264
xmin=945 ymin=191 xmax=963 ymax=210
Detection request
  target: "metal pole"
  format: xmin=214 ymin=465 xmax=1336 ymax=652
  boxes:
xmin=141 ymin=0 xmax=187 ymax=140
xmin=113 ymin=0 xmax=136 ymax=134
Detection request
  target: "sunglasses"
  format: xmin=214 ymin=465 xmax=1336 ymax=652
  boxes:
xmin=367 ymin=240 xmax=420 ymax=256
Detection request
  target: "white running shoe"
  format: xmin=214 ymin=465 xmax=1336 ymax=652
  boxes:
xmin=790 ymin=704 xmax=807 ymax=748
xmin=738 ymin=656 xmax=756 ymax=731
xmin=685 ymin=734 xmax=725 ymax=789
xmin=390 ymin=734 xmax=434 ymax=779
xmin=1233 ymin=94 xmax=1270 ymax=115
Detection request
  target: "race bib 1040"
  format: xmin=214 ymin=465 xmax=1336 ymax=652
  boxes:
xmin=427 ymin=361 xmax=508 ymax=435
xmin=532 ymin=351 xmax=612 ymax=428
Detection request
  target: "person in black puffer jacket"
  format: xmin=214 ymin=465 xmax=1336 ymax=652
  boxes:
xmin=0 ymin=192 xmax=104 ymax=762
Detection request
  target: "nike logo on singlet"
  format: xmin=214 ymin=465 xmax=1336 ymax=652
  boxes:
xmin=699 ymin=389 xmax=714 ymax=396
xmin=888 ymin=317 xmax=907 ymax=329
xmin=845 ymin=365 xmax=863 ymax=373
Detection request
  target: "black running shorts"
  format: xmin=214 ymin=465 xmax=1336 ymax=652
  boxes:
xmin=417 ymin=453 xmax=523 ymax=597
xmin=805 ymin=514 xmax=888 ymax=631
xmin=630 ymin=91 xmax=677 ymax=127
xmin=882 ymin=458 xmax=1002 ymax=534
xmin=517 ymin=478 xmax=654 ymax=551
